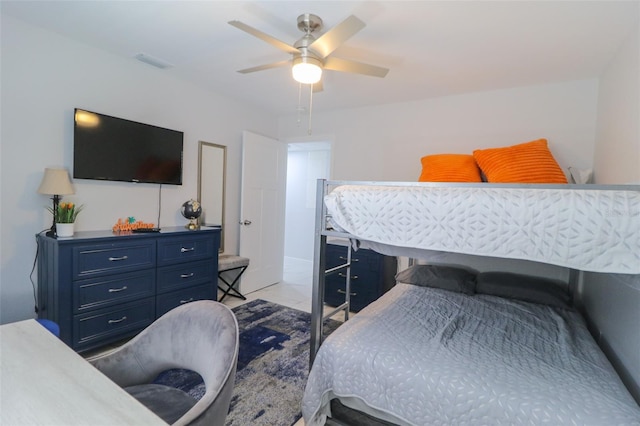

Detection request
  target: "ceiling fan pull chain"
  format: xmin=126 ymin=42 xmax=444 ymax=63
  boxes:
xmin=297 ymin=82 xmax=303 ymax=126
xmin=308 ymin=83 xmax=314 ymax=135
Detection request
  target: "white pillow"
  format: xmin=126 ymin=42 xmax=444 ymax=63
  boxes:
xmin=568 ymin=167 xmax=593 ymax=184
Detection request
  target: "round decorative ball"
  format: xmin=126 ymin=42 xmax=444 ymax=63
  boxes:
xmin=181 ymin=199 xmax=202 ymax=220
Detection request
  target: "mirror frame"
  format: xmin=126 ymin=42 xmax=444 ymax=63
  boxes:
xmin=197 ymin=141 xmax=226 ymax=253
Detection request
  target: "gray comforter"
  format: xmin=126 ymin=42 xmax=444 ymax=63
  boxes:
xmin=302 ymin=284 xmax=640 ymax=425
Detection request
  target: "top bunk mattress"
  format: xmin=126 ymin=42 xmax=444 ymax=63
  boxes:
xmin=324 ymin=184 xmax=640 ymax=274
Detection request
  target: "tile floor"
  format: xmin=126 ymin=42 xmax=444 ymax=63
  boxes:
xmin=218 ymin=256 xmax=315 ymax=313
xmin=219 ymin=256 xmax=351 ymax=323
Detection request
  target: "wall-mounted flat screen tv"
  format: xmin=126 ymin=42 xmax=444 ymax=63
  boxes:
xmin=73 ymin=108 xmax=183 ymax=185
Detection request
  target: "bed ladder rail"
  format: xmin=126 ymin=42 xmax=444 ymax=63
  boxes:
xmin=322 ymin=247 xmax=355 ymax=322
xmin=311 ymin=179 xmax=357 ymax=368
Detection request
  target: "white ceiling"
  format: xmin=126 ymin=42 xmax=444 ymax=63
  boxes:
xmin=2 ymin=1 xmax=638 ymax=116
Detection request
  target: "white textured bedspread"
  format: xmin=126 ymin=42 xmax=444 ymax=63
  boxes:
xmin=324 ymin=185 xmax=640 ymax=274
xmin=302 ymin=284 xmax=640 ymax=425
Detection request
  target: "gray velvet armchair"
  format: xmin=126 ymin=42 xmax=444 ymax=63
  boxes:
xmin=90 ymin=300 xmax=239 ymax=426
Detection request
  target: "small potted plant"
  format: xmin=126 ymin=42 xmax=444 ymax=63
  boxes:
xmin=48 ymin=202 xmax=83 ymax=237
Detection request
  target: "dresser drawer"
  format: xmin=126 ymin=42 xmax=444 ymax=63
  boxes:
xmin=157 ymin=260 xmax=215 ymax=293
xmin=324 ymin=243 xmax=397 ymax=312
xmin=325 ymin=275 xmax=380 ymax=312
xmin=73 ymin=298 xmax=155 ymax=350
xmin=74 ymin=270 xmax=155 ymax=313
xmin=157 ymin=234 xmax=216 ymax=265
xmin=72 ymin=241 xmax=156 ymax=279
xmin=155 ymin=283 xmax=215 ymax=317
xmin=324 ymin=275 xmax=348 ymax=309
xmin=326 ymin=244 xmax=350 ymax=269
xmin=326 ymin=245 xmax=381 ymax=276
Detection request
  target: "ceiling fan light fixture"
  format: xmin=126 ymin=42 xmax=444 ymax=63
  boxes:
xmin=292 ymin=56 xmax=322 ymax=84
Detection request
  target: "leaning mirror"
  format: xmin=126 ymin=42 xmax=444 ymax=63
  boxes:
xmin=198 ymin=141 xmax=226 ymax=252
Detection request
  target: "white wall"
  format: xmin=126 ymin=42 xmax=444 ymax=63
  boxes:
xmin=0 ymin=15 xmax=277 ymax=324
xmin=279 ymin=80 xmax=599 ymax=180
xmin=593 ymin=23 xmax=640 ymax=184
xmin=582 ymin=21 xmax=640 ymax=402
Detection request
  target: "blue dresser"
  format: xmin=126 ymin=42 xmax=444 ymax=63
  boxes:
xmin=37 ymin=227 xmax=220 ymax=352
xmin=324 ymin=242 xmax=397 ymax=312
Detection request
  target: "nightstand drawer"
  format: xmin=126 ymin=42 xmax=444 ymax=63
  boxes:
xmin=157 ymin=260 xmax=215 ymax=293
xmin=74 ymin=270 xmax=155 ymax=313
xmin=74 ymin=298 xmax=155 ymax=350
xmin=72 ymin=241 xmax=156 ymax=279
xmin=156 ymin=284 xmax=215 ymax=317
xmin=157 ymin=234 xmax=216 ymax=265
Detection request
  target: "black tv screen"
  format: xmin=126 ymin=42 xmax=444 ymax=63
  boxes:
xmin=73 ymin=108 xmax=183 ymax=185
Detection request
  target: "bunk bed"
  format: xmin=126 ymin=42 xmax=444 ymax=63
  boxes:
xmin=304 ymin=180 xmax=640 ymax=426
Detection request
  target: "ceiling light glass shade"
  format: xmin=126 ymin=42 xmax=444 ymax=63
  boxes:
xmin=37 ymin=168 xmax=75 ymax=196
xmin=292 ymin=56 xmax=322 ymax=84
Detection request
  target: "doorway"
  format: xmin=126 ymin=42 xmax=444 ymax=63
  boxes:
xmin=284 ymin=141 xmax=331 ymax=281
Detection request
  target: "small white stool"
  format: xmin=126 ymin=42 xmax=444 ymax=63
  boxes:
xmin=218 ymin=255 xmax=249 ymax=302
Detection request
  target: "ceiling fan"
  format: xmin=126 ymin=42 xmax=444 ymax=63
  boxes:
xmin=228 ymin=13 xmax=389 ymax=87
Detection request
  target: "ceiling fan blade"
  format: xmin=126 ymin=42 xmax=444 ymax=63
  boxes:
xmin=324 ymin=57 xmax=389 ymax=78
xmin=309 ymin=15 xmax=366 ymax=58
xmin=229 ymin=20 xmax=299 ymax=55
xmin=237 ymin=60 xmax=290 ymax=74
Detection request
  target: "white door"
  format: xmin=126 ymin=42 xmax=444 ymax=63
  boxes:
xmin=239 ymin=131 xmax=287 ymax=293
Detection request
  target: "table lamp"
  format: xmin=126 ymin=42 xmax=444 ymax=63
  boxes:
xmin=38 ymin=168 xmax=75 ymax=237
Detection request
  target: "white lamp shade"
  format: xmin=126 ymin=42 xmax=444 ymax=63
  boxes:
xmin=38 ymin=168 xmax=75 ymax=196
xmin=292 ymin=57 xmax=323 ymax=84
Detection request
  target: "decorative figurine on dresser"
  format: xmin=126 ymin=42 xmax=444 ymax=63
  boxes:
xmin=37 ymin=226 xmax=220 ymax=352
xmin=181 ymin=199 xmax=203 ymax=230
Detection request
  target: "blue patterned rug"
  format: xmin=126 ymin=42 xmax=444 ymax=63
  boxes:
xmin=154 ymin=299 xmax=341 ymax=426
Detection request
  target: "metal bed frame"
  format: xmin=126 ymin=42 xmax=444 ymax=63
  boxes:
xmin=310 ymin=179 xmax=351 ymax=367
xmin=309 ymin=179 xmax=522 ymax=365
xmin=309 ymin=179 xmax=640 ymax=367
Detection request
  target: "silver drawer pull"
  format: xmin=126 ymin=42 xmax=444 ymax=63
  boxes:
xmin=338 ymin=256 xmax=358 ymax=262
xmin=337 ymin=289 xmax=357 ymax=296
xmin=338 ymin=273 xmax=358 ymax=279
xmin=108 ymin=286 xmax=128 ymax=293
xmin=180 ymin=273 xmax=195 ymax=278
xmin=180 ymin=247 xmax=195 ymax=253
xmin=180 ymin=298 xmax=194 ymax=304
xmin=108 ymin=316 xmax=127 ymax=324
xmin=108 ymin=255 xmax=128 ymax=261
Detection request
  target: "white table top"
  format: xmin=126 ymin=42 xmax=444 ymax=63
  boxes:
xmin=0 ymin=319 xmax=166 ymax=425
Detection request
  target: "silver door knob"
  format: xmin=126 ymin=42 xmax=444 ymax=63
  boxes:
xmin=240 ymin=220 xmax=252 ymax=226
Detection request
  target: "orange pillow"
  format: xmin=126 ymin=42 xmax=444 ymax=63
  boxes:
xmin=418 ymin=154 xmax=482 ymax=182
xmin=472 ymin=139 xmax=567 ymax=184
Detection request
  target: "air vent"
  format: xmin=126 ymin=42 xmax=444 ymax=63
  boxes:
xmin=134 ymin=53 xmax=174 ymax=69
